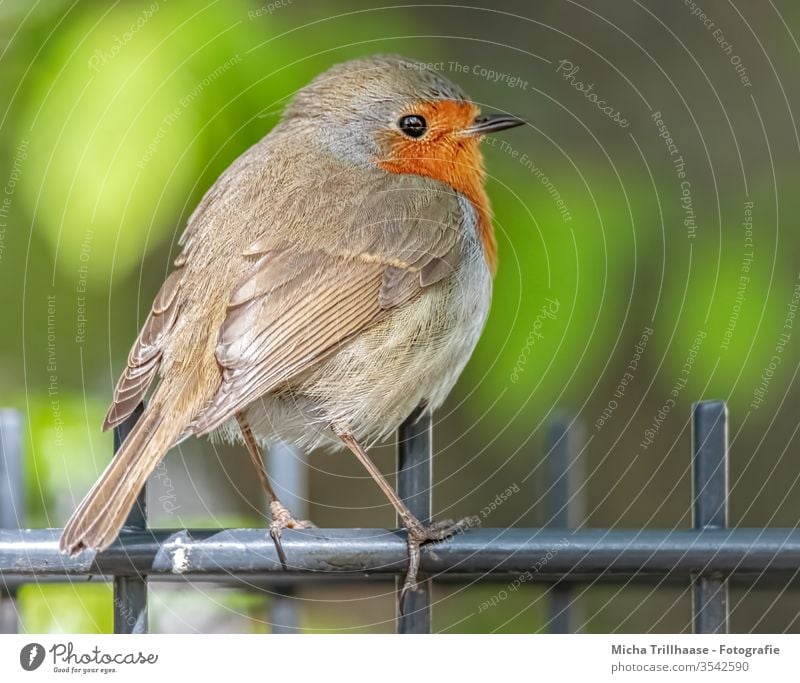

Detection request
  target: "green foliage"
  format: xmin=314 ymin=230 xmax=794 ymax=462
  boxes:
xmin=20 ymin=583 xmax=114 ymax=634
xmin=20 ymin=394 xmax=112 ymax=528
xmin=434 ymin=585 xmax=549 ymax=633
xmin=470 ymin=162 xmax=644 ymax=417
xmin=15 ymin=2 xmax=301 ymax=280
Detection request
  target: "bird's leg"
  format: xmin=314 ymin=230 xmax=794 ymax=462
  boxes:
xmin=332 ymin=424 xmax=470 ymax=602
xmin=236 ymin=413 xmax=314 ymax=569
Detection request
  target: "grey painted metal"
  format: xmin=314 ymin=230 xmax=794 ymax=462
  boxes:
xmin=269 ymin=442 xmax=307 ymax=516
xmin=396 ymin=409 xmax=432 ymax=633
xmin=4 ymin=569 xmax=797 ymax=588
xmin=0 ymin=410 xmax=24 ymax=532
xmin=4 ymin=527 xmax=800 ymax=577
xmin=0 ymin=410 xmax=23 ymax=633
xmin=0 ymin=397 xmax=792 ymax=634
xmin=544 ymin=414 xmax=585 ymax=529
xmin=267 ymin=441 xmax=307 ymax=634
xmin=269 ymin=586 xmax=300 ymax=633
xmin=113 ymin=403 xmax=148 ymax=634
xmin=691 ymin=400 xmax=729 ymax=634
xmin=544 ymin=414 xmax=584 ymax=634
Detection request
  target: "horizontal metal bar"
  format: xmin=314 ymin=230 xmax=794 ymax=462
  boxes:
xmin=4 ymin=570 xmax=799 ymax=589
xmin=3 ymin=528 xmax=800 ymax=579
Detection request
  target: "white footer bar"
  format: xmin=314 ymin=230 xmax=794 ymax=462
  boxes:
xmin=0 ymin=634 xmax=795 ymax=681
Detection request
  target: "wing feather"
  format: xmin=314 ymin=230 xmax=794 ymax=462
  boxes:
xmin=190 ymin=186 xmax=467 ymax=435
xmin=102 ymin=268 xmax=183 ymax=430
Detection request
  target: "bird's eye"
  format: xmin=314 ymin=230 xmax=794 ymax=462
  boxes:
xmin=398 ymin=114 xmax=427 ymax=138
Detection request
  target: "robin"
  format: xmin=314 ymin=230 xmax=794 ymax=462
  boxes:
xmin=60 ymin=54 xmax=524 ymax=598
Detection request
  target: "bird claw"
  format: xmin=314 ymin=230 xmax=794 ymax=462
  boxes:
xmin=399 ymin=517 xmax=472 ymax=612
xmin=268 ymin=500 xmax=316 ymax=570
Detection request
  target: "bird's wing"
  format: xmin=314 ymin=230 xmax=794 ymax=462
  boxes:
xmin=190 ymin=186 xmax=465 ymax=435
xmin=101 ymin=138 xmax=258 ymax=431
xmin=102 ymin=267 xmax=184 ymax=430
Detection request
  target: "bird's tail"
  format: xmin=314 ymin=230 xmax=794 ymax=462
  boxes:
xmin=60 ymin=399 xmax=183 ymax=555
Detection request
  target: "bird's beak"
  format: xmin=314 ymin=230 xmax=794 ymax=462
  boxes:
xmin=462 ymin=113 xmax=526 ymax=136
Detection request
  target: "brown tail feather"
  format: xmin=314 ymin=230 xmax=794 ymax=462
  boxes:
xmin=60 ymin=402 xmax=182 ymax=555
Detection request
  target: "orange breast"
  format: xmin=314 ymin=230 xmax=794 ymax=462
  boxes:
xmin=376 ymin=100 xmax=497 ymax=274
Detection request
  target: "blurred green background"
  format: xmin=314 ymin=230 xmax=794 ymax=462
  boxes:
xmin=2 ymin=0 xmax=800 ymax=633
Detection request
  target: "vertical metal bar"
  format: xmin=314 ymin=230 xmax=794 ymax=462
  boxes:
xmin=113 ymin=403 xmax=148 ymax=634
xmin=544 ymin=413 xmax=584 ymax=634
xmin=396 ymin=408 xmax=432 ymax=633
xmin=0 ymin=410 xmax=23 ymax=633
xmin=268 ymin=441 xmax=306 ymax=633
xmin=691 ymin=400 xmax=729 ymax=634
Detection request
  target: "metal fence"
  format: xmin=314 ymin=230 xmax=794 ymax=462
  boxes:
xmin=1 ymin=399 xmax=799 ymax=634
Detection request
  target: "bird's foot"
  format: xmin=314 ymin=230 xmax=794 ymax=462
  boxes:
xmin=268 ymin=500 xmax=316 ymax=570
xmin=400 ymin=517 xmax=472 ymax=609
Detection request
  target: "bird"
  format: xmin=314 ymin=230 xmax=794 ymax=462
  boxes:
xmin=60 ymin=54 xmax=525 ymax=598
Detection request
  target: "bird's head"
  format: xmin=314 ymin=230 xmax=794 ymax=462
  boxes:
xmin=284 ymin=54 xmax=524 ymax=186
xmin=283 ymin=55 xmax=525 ymax=271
